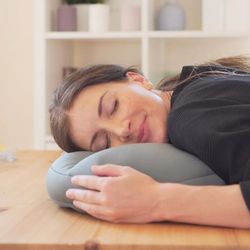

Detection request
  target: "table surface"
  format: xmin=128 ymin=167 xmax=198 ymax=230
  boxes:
xmin=1 ymin=150 xmax=250 ymax=250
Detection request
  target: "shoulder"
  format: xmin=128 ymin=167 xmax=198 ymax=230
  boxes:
xmin=171 ymin=73 xmax=250 ymax=108
xmin=168 ymin=72 xmax=250 ymax=146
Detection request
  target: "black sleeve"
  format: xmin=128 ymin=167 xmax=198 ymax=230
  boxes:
xmin=168 ymin=73 xmax=250 ymax=209
xmin=240 ymin=181 xmax=250 ymax=209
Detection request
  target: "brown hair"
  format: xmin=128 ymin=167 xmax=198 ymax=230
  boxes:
xmin=49 ymin=64 xmax=142 ymax=152
xmin=50 ymin=55 xmax=250 ymax=152
xmin=156 ymin=55 xmax=250 ymax=91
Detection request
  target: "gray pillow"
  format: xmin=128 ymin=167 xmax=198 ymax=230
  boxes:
xmin=46 ymin=143 xmax=225 ymax=213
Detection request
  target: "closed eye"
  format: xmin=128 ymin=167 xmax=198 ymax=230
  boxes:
xmin=111 ymin=99 xmax=119 ymax=115
xmin=105 ymin=100 xmax=119 ymax=148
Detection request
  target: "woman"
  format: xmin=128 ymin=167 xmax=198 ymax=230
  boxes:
xmin=49 ymin=56 xmax=250 ymax=228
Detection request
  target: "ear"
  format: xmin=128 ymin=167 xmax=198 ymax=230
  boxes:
xmin=126 ymin=72 xmax=153 ymax=90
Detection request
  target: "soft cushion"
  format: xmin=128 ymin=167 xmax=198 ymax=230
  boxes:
xmin=46 ymin=143 xmax=225 ymax=213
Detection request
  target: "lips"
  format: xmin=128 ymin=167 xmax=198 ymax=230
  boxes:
xmin=138 ymin=116 xmax=149 ymax=143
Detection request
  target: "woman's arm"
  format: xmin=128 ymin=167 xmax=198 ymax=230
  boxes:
xmin=158 ymin=182 xmax=250 ymax=228
xmin=66 ymin=164 xmax=250 ymax=228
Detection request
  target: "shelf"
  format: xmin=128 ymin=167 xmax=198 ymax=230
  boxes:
xmin=46 ymin=31 xmax=250 ymax=40
xmin=148 ymin=30 xmax=250 ymax=38
xmin=148 ymin=31 xmax=250 ymax=39
xmin=46 ymin=32 xmax=143 ymax=40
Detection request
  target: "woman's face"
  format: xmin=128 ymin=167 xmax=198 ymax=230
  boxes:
xmin=68 ymin=73 xmax=171 ymax=152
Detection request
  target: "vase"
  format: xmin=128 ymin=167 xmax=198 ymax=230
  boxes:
xmin=57 ymin=5 xmax=77 ymax=31
xmin=74 ymin=4 xmax=89 ymax=31
xmin=120 ymin=4 xmax=141 ymax=31
xmin=156 ymin=0 xmax=186 ymax=31
xmin=89 ymin=4 xmax=110 ymax=32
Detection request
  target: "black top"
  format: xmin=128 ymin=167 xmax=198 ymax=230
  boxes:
xmin=168 ymin=65 xmax=250 ymax=210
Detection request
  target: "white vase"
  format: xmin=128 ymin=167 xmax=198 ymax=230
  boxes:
xmin=156 ymin=0 xmax=186 ymax=31
xmin=74 ymin=4 xmax=89 ymax=31
xmin=120 ymin=4 xmax=141 ymax=31
xmin=89 ymin=4 xmax=110 ymax=32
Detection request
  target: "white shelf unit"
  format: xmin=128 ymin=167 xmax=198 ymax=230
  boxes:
xmin=34 ymin=0 xmax=250 ymax=150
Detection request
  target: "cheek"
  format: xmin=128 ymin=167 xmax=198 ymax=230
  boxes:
xmin=144 ymin=95 xmax=166 ymax=114
xmin=120 ymin=90 xmax=166 ymax=118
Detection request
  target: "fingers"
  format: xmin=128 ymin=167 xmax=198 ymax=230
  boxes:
xmin=72 ymin=201 xmax=112 ymax=221
xmin=66 ymin=189 xmax=102 ymax=205
xmin=71 ymin=175 xmax=104 ymax=191
xmin=67 ymin=164 xmax=133 ymax=222
xmin=71 ymin=165 xmax=127 ymax=190
xmin=66 ymin=186 xmax=114 ymax=221
xmin=91 ymin=164 xmax=126 ymax=177
xmin=66 ymin=184 xmax=115 ymax=221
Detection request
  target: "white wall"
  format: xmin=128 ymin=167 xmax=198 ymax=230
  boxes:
xmin=0 ymin=0 xmax=34 ymax=149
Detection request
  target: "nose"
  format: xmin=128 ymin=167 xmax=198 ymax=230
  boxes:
xmin=118 ymin=119 xmax=132 ymax=142
xmin=102 ymin=119 xmax=132 ymax=142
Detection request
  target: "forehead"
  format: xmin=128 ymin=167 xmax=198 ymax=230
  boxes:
xmin=70 ymin=81 xmax=124 ymax=111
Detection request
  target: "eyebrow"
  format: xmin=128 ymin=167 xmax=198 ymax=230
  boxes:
xmin=90 ymin=90 xmax=109 ymax=151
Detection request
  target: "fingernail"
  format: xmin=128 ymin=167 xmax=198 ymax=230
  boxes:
xmin=71 ymin=176 xmax=77 ymax=183
xmin=66 ymin=190 xmax=73 ymax=199
xmin=73 ymin=200 xmax=79 ymax=207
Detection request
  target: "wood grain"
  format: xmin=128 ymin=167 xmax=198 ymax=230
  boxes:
xmin=0 ymin=151 xmax=250 ymax=250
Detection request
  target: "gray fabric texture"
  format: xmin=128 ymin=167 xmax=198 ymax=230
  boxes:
xmin=46 ymin=143 xmax=225 ymax=212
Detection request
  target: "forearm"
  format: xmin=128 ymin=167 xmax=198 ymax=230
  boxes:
xmin=67 ymin=165 xmax=250 ymax=227
xmin=156 ymin=183 xmax=250 ymax=228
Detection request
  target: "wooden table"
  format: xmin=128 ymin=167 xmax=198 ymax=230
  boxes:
xmin=1 ymin=151 xmax=250 ymax=250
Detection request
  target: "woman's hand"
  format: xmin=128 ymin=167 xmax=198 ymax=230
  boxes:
xmin=66 ymin=164 xmax=250 ymax=227
xmin=66 ymin=164 xmax=163 ymax=223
